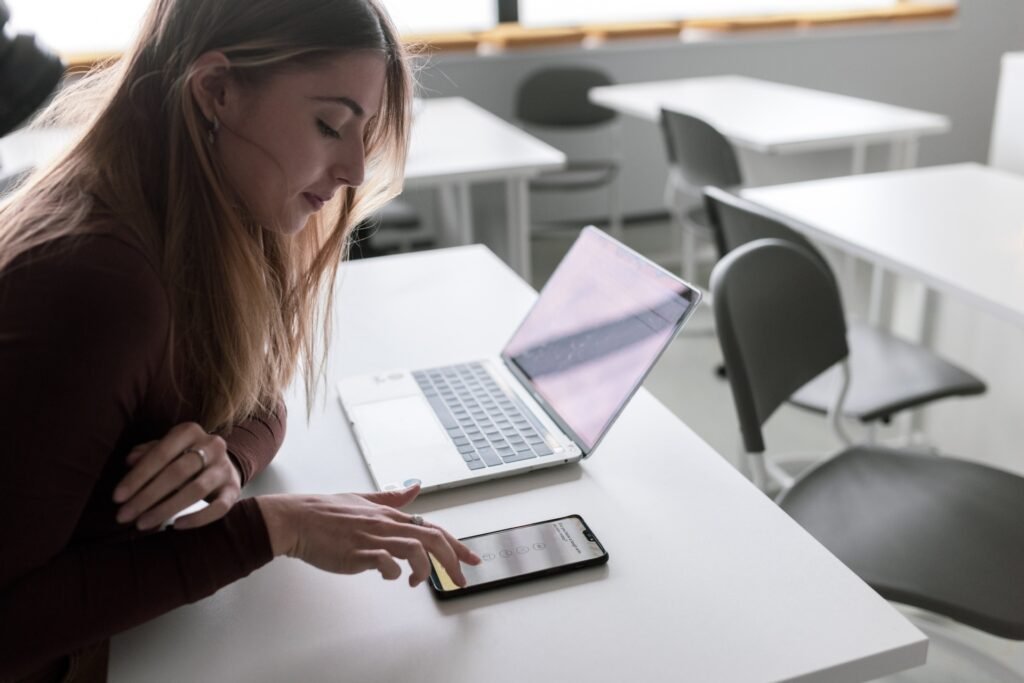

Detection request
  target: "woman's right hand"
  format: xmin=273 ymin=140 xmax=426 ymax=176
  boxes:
xmin=255 ymin=484 xmax=481 ymax=587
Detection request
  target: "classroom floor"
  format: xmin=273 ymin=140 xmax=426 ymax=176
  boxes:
xmin=525 ymin=217 xmax=1024 ymax=683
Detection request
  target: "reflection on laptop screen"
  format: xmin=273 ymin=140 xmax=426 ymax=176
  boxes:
xmin=502 ymin=228 xmax=698 ymax=451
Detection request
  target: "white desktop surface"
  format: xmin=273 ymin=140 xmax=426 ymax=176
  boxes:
xmin=589 ymin=75 xmax=950 ymax=154
xmin=0 ymin=97 xmax=564 ymax=279
xmin=109 ymin=246 xmax=925 ymax=683
xmin=403 ymin=97 xmax=565 ymax=281
xmin=743 ymin=163 xmax=1024 ymax=327
xmin=405 ymin=97 xmax=564 ymax=185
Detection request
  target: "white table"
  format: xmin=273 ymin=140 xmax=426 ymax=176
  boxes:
xmin=0 ymin=97 xmax=565 ymax=281
xmin=405 ymin=97 xmax=566 ymax=281
xmin=589 ymin=75 xmax=950 ymax=171
xmin=743 ymin=163 xmax=1024 ymax=331
xmin=109 ymin=246 xmax=926 ymax=683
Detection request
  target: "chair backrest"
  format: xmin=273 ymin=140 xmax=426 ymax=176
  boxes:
xmin=710 ymin=239 xmax=849 ymax=453
xmin=703 ymin=186 xmax=833 ymax=283
xmin=660 ymin=108 xmax=742 ymax=191
xmin=990 ymin=52 xmax=1024 ymax=175
xmin=515 ymin=67 xmax=617 ymax=128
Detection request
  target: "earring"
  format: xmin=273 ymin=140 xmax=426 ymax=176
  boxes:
xmin=207 ymin=115 xmax=220 ymax=145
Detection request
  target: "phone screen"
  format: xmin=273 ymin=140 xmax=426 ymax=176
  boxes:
xmin=430 ymin=515 xmax=607 ymax=594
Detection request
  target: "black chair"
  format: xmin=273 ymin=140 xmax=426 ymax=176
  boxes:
xmin=711 ymin=238 xmax=1024 ymax=644
xmin=0 ymin=0 xmax=64 ymax=139
xmin=515 ymin=67 xmax=622 ymax=239
xmin=349 ymin=198 xmax=427 ymax=260
xmin=704 ymin=186 xmax=985 ymax=452
xmin=659 ymin=108 xmax=742 ymax=283
xmin=0 ymin=0 xmax=65 ymax=196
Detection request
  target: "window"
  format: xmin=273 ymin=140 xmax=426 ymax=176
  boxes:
xmin=518 ymin=1 xmax=907 ymax=28
xmin=4 ymin=1 xmax=498 ymax=57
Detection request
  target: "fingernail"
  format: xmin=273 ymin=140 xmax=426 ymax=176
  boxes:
xmin=112 ymin=489 xmax=125 ymax=503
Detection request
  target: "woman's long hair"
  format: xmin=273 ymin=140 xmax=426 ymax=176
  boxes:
xmin=0 ymin=0 xmax=413 ymax=430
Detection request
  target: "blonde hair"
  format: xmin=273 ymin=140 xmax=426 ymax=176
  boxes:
xmin=0 ymin=0 xmax=413 ymax=430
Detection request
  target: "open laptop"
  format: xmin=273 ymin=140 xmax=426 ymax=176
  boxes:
xmin=337 ymin=226 xmax=701 ymax=493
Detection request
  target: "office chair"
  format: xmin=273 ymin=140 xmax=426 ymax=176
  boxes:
xmin=349 ymin=198 xmax=429 ymax=260
xmin=659 ymin=108 xmax=742 ymax=284
xmin=703 ymin=186 xmax=985 ymax=451
xmin=0 ymin=0 xmax=65 ymax=195
xmin=515 ymin=66 xmax=623 ymax=239
xmin=711 ymin=238 xmax=1024 ymax=662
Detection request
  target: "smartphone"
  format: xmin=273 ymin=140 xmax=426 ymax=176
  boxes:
xmin=428 ymin=514 xmax=608 ymax=598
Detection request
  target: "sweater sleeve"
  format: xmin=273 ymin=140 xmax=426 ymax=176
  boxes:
xmin=0 ymin=236 xmax=274 ymax=679
xmin=222 ymin=397 xmax=288 ymax=486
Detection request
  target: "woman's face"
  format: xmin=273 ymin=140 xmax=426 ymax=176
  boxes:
xmin=214 ymin=51 xmax=387 ymax=235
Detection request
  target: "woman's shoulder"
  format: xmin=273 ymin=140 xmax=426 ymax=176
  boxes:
xmin=1 ymin=224 xmax=170 ymax=334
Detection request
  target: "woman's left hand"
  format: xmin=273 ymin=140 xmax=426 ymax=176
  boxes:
xmin=113 ymin=422 xmax=241 ymax=531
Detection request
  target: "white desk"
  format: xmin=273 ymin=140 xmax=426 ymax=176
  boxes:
xmin=743 ymin=163 xmax=1024 ymax=330
xmin=405 ymin=97 xmax=566 ymax=281
xmin=589 ymin=75 xmax=950 ymax=170
xmin=109 ymin=246 xmax=925 ymax=683
xmin=0 ymin=97 xmax=565 ymax=281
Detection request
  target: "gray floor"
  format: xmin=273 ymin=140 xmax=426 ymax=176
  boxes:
xmin=526 ymin=219 xmax=1024 ymax=683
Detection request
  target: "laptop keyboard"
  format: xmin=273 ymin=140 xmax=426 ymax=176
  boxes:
xmin=413 ymin=362 xmax=556 ymax=471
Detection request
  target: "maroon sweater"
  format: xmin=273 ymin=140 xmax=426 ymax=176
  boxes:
xmin=0 ymin=232 xmax=285 ymax=678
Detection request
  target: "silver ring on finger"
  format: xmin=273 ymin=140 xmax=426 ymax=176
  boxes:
xmin=409 ymin=514 xmax=425 ymax=526
xmin=183 ymin=447 xmax=208 ymax=470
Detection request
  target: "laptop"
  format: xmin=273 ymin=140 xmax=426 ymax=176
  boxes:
xmin=337 ymin=226 xmax=701 ymax=493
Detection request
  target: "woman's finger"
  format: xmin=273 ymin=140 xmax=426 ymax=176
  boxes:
xmin=365 ymin=517 xmax=468 ymax=587
xmin=113 ymin=424 xmax=205 ymax=502
xmin=116 ymin=452 xmax=206 ymax=524
xmin=125 ymin=441 xmax=159 ymax=467
xmin=359 ymin=483 xmax=420 ymax=509
xmin=173 ymin=488 xmax=235 ymax=530
xmin=365 ymin=534 xmax=433 ymax=586
xmin=354 ymin=549 xmax=402 ymax=581
xmin=134 ymin=468 xmax=233 ymax=530
xmin=428 ymin=522 xmax=482 ymax=566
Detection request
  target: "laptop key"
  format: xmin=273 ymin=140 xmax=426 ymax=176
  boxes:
xmin=502 ymin=451 xmax=537 ymax=463
xmin=457 ymin=445 xmax=475 ymax=455
xmin=533 ymin=444 xmax=553 ymax=456
xmin=425 ymin=396 xmax=459 ymax=430
xmin=477 ymin=447 xmax=502 ymax=467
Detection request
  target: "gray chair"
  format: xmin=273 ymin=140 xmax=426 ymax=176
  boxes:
xmin=660 ymin=108 xmax=742 ymax=283
xmin=515 ymin=67 xmax=622 ymax=238
xmin=704 ymin=186 xmax=985 ymax=449
xmin=349 ymin=198 xmax=427 ymax=260
xmin=711 ymin=237 xmax=1024 ymax=646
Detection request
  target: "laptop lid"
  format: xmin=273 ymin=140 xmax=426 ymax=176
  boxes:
xmin=501 ymin=226 xmax=701 ymax=456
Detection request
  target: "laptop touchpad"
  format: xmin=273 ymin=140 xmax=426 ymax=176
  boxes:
xmin=351 ymin=396 xmax=450 ymax=455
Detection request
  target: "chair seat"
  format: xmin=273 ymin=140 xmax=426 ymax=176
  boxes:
xmin=376 ymin=198 xmax=421 ymax=230
xmin=778 ymin=446 xmax=1024 ymax=639
xmin=789 ymin=322 xmax=986 ymax=422
xmin=683 ymin=205 xmax=716 ymax=235
xmin=529 ymin=161 xmax=618 ymax=192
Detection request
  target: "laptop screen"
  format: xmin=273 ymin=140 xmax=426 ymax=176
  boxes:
xmin=502 ymin=227 xmax=699 ymax=452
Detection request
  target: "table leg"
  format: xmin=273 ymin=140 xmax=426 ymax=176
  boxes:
xmin=456 ymin=181 xmax=473 ymax=246
xmin=437 ymin=184 xmax=460 ymax=247
xmin=506 ymin=178 xmax=532 ymax=284
xmin=840 ymin=141 xmax=870 ymax=316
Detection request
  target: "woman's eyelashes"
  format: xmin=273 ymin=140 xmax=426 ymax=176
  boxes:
xmin=316 ymin=119 xmax=342 ymax=139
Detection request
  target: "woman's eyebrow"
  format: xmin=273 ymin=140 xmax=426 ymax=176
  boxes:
xmin=309 ymin=96 xmax=365 ymax=117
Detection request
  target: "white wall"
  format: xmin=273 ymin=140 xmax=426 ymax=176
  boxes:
xmin=408 ymin=0 xmax=1024 ymax=472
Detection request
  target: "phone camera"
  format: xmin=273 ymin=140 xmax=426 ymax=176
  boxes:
xmin=583 ymin=530 xmax=595 ymax=542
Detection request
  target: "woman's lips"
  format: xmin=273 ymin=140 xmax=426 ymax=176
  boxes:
xmin=302 ymin=192 xmax=325 ymax=211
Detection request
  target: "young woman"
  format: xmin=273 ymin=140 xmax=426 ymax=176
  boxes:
xmin=0 ymin=1 xmax=479 ymax=680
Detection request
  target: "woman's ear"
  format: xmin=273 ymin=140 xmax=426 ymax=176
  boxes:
xmin=189 ymin=51 xmax=233 ymax=123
